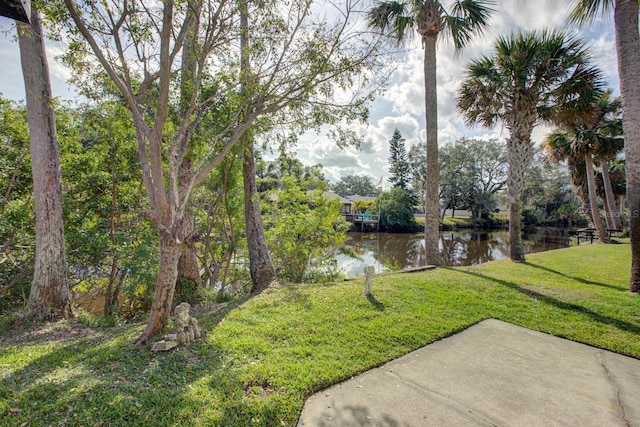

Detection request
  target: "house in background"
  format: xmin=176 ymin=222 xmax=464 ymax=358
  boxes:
xmin=323 ymin=191 xmax=354 ymax=218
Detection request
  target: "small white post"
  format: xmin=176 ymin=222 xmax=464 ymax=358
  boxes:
xmin=363 ymin=264 xmax=375 ymax=296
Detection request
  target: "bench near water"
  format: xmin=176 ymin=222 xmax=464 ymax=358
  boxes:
xmin=573 ymin=228 xmax=623 ymax=245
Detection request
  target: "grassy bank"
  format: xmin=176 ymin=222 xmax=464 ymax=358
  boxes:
xmin=2 ymin=244 xmax=638 ymax=426
xmin=414 ymin=215 xmax=501 ymax=229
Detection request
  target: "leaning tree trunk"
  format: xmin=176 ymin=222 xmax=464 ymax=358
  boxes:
xmin=17 ymin=9 xmax=71 ymax=319
xmin=585 ymin=155 xmax=608 ymax=243
xmin=136 ymin=233 xmax=183 ymax=344
xmin=243 ymin=141 xmax=276 ymax=294
xmin=567 ymin=160 xmax=591 ymax=223
xmin=615 ymin=0 xmax=640 ymax=293
xmin=505 ymin=121 xmax=535 ymax=262
xmin=601 ymin=160 xmax=621 ymax=230
xmin=422 ymin=33 xmax=440 ymax=266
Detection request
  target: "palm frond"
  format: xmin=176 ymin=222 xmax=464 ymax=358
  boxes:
xmin=457 ymin=28 xmax=606 ymax=146
xmin=568 ymin=0 xmax=614 ymax=26
xmin=443 ymin=0 xmax=496 ymax=50
xmin=543 ymin=131 xmax=577 ymax=164
xmin=367 ymin=1 xmax=415 ymax=45
xmin=456 ymin=56 xmax=502 ymax=128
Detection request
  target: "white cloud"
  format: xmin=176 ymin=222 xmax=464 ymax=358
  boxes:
xmin=0 ymin=19 xmax=76 ymax=101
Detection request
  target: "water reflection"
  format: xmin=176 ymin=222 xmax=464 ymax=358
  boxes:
xmin=336 ymin=228 xmax=571 ymax=278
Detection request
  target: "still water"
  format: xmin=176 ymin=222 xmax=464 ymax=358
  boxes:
xmin=336 ymin=228 xmax=571 ymax=278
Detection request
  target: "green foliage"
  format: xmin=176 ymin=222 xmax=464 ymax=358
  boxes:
xmin=388 ymin=129 xmax=411 ymax=190
xmin=367 ymin=0 xmax=495 ymax=49
xmin=59 ymin=101 xmax=157 ymax=316
xmin=354 ymin=200 xmax=374 ymax=212
xmin=263 ymin=177 xmax=349 ymax=282
xmin=0 ymin=97 xmax=33 ymax=313
xmin=193 ymin=151 xmax=248 ymax=295
xmin=458 ymin=30 xmax=604 ymax=130
xmin=330 ymin=175 xmax=379 ymax=197
xmin=257 ymin=150 xmax=327 ymax=193
xmin=173 ymin=277 xmax=203 ymax=306
xmin=408 ymin=141 xmax=426 ymax=201
xmin=375 ymin=188 xmax=417 ymax=230
xmin=522 ymin=151 xmax=586 ymax=226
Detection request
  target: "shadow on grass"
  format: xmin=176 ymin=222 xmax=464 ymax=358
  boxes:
xmin=366 ymin=294 xmax=385 ymax=311
xmin=447 ymin=267 xmax=640 ymax=337
xmin=523 ymin=262 xmax=623 ymax=291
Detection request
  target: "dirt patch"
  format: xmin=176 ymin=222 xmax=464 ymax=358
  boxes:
xmin=243 ymin=380 xmax=274 ymax=399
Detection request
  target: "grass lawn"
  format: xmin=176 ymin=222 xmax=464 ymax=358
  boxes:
xmin=415 ymin=215 xmax=490 ymax=229
xmin=440 ymin=215 xmax=477 ymax=228
xmin=1 ymin=243 xmax=639 ymax=426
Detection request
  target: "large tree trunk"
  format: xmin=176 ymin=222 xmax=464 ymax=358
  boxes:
xmin=243 ymin=142 xmax=276 ymax=294
xmin=136 ymin=233 xmax=182 ymax=344
xmin=239 ymin=0 xmax=275 ymax=293
xmin=601 ymin=160 xmax=621 ymax=230
xmin=176 ymin=214 xmax=201 ymax=295
xmin=585 ymin=155 xmax=608 ymax=243
xmin=17 ymin=9 xmax=71 ymax=319
xmin=423 ymin=34 xmax=440 ymax=266
xmin=175 ymin=0 xmax=203 ymax=293
xmin=615 ymin=0 xmax=640 ymax=293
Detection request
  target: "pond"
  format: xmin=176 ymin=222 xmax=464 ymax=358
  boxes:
xmin=335 ymin=228 xmax=572 ymax=279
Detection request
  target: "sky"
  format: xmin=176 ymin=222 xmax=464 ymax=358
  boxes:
xmin=0 ymin=1 xmax=618 ymax=186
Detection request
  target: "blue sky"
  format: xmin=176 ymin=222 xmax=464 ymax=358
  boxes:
xmin=0 ymin=1 xmax=618 ymax=185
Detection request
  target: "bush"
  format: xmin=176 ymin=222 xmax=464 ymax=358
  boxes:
xmin=375 ymin=188 xmax=417 ymax=231
xmin=263 ymin=178 xmax=350 ymax=283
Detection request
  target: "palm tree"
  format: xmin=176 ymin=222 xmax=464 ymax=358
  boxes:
xmin=543 ymin=132 xmax=591 ymax=223
xmin=570 ymin=0 xmax=640 ymax=293
xmin=457 ymin=30 xmax=603 ymax=262
xmin=367 ymin=0 xmax=495 ymax=266
xmin=590 ymin=93 xmax=624 ymax=230
xmin=546 ymin=131 xmax=609 ymax=242
xmin=544 ymin=91 xmax=624 ymax=243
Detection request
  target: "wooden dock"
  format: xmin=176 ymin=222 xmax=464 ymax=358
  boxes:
xmin=345 ymin=213 xmax=380 ymax=231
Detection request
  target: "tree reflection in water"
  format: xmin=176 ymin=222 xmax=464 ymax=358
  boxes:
xmin=336 ymin=228 xmax=571 ymax=279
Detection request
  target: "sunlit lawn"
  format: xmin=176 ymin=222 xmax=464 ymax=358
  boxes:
xmin=1 ymin=243 xmax=638 ymax=426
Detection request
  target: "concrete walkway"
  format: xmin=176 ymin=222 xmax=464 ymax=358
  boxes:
xmin=297 ymin=319 xmax=640 ymax=426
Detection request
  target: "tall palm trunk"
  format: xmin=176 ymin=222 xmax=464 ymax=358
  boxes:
xmin=568 ymin=160 xmax=591 ymax=222
xmin=585 ymin=154 xmax=608 ymax=242
xmin=505 ymin=119 xmax=535 ymax=262
xmin=17 ymin=8 xmax=71 ymax=319
xmin=615 ymin=0 xmax=640 ymax=292
xmin=423 ymin=34 xmax=440 ymax=266
xmin=601 ymin=160 xmax=621 ymax=230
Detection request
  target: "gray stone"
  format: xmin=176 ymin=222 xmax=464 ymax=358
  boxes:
xmin=151 ymin=340 xmax=178 ymax=352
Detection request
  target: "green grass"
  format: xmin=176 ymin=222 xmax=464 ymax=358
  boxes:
xmin=2 ymin=244 xmax=639 ymax=426
xmin=440 ymin=215 xmax=477 ymax=228
xmin=415 ymin=215 xmax=492 ymax=228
